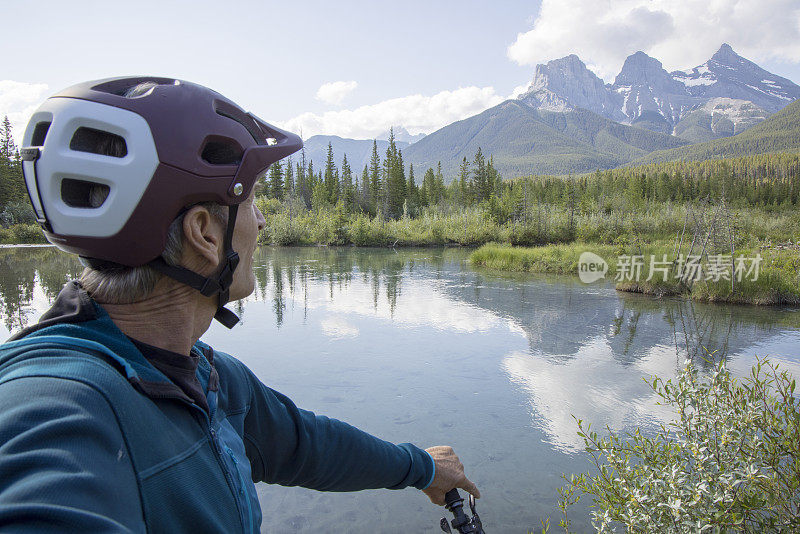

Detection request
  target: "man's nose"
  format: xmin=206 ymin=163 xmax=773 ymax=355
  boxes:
xmin=256 ymin=206 xmax=266 ymax=231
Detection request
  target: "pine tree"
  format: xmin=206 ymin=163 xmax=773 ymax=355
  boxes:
xmin=268 ymin=161 xmax=284 ymax=200
xmin=421 ymin=167 xmax=435 ymax=207
xmin=361 ymin=164 xmax=371 ymax=213
xmin=471 ymin=147 xmax=489 ymax=202
xmin=384 ymin=129 xmax=406 ymax=218
xmin=0 ymin=117 xmax=17 ymax=161
xmin=407 ymin=163 xmax=417 ymax=210
xmin=284 ymin=156 xmax=294 ymax=198
xmin=297 ymin=149 xmax=309 ymax=208
xmin=0 ymin=117 xmax=23 ymax=209
xmin=458 ymin=157 xmax=470 ymax=206
xmin=305 ymin=160 xmax=316 ymax=208
xmin=435 ymin=161 xmax=445 ymax=204
xmin=324 ymin=142 xmax=338 ymax=205
xmin=487 ymin=156 xmax=501 ymax=196
xmin=340 ymin=154 xmax=353 ymax=212
xmin=370 ymin=140 xmax=381 ymax=209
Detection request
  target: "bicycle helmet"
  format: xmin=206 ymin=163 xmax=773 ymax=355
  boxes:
xmin=20 ymin=76 xmax=302 ymax=327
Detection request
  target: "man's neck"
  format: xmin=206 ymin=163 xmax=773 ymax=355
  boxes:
xmin=100 ymin=280 xmax=216 ymax=356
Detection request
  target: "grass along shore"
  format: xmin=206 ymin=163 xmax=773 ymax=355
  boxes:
xmin=3 ymin=198 xmax=798 ymax=306
xmin=470 ymin=242 xmax=800 ymax=305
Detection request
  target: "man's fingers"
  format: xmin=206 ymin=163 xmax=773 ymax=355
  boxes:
xmin=461 ymin=479 xmax=481 ymax=499
xmin=423 ymin=445 xmax=480 ymax=505
xmin=427 ymin=490 xmax=445 ymax=506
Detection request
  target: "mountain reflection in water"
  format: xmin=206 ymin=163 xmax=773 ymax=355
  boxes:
xmin=1 ymin=245 xmax=799 ymax=532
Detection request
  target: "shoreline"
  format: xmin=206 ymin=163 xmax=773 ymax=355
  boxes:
xmin=469 ymin=242 xmax=800 ymax=307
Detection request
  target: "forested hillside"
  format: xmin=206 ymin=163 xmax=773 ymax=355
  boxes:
xmin=403 ymin=100 xmax=688 ymax=180
xmin=632 ymin=99 xmax=800 ymax=165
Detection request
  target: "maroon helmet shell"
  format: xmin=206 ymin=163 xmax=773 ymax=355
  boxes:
xmin=20 ymin=76 xmax=302 ymax=267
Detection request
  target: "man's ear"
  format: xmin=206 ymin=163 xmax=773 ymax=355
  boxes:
xmin=181 ymin=206 xmax=224 ymax=275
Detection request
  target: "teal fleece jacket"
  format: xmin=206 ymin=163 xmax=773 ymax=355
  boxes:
xmin=0 ymin=282 xmax=434 ymax=533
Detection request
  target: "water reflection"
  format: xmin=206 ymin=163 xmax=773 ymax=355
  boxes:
xmin=1 ymin=245 xmax=799 ymax=531
xmin=246 ymin=247 xmax=509 ymax=336
xmin=234 ymin=247 xmax=800 ymax=454
xmin=0 ymin=247 xmax=82 ymax=332
xmin=237 ymin=247 xmax=799 ymax=365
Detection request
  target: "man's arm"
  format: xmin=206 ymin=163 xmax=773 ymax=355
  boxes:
xmin=235 ymin=362 xmax=480 ymax=500
xmin=240 ymin=364 xmax=433 ymax=491
xmin=0 ymin=376 xmax=144 ymax=532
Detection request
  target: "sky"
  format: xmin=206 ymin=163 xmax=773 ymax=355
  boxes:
xmin=2 ymin=0 xmax=800 ymax=143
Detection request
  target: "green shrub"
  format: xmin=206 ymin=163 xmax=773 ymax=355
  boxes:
xmin=0 ymin=227 xmax=14 ymax=244
xmin=551 ymin=358 xmax=800 ymax=533
xmin=262 ymin=212 xmax=305 ymax=246
xmin=256 ymin=197 xmax=283 ymax=216
xmin=0 ymin=201 xmax=36 ymax=226
xmin=9 ymin=224 xmax=47 ymax=244
xmin=347 ymin=214 xmax=373 ymax=246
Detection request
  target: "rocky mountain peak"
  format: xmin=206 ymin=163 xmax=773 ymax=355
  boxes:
xmin=613 ymin=51 xmax=683 ymax=93
xmin=530 ymin=54 xmax=593 ymax=91
xmin=517 ymin=44 xmax=799 ymax=138
xmin=522 ymin=54 xmax=627 ymax=120
xmin=710 ymin=43 xmax=740 ymax=65
xmin=377 ymin=125 xmax=426 ymax=144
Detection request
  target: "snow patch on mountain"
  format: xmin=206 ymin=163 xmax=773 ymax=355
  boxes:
xmin=517 ymin=44 xmax=800 ymax=138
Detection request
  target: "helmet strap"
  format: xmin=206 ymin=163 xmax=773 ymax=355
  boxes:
xmin=148 ymin=204 xmax=241 ymax=329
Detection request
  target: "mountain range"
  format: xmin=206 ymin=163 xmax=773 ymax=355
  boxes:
xmin=518 ymin=44 xmax=799 ymax=140
xmin=304 ymin=45 xmax=800 ymax=182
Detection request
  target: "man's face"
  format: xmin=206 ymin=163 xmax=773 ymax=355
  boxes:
xmin=227 ymin=189 xmax=266 ymax=302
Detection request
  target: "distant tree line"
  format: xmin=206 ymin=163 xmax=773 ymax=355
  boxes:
xmin=0 ymin=116 xmax=32 ymax=226
xmin=2 ymin=113 xmax=799 ymax=240
xmin=513 ymin=151 xmax=800 ymax=214
xmin=259 ymin=128 xmax=504 ymax=219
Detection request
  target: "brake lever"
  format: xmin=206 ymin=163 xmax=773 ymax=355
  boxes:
xmin=440 ymin=488 xmax=485 ymax=533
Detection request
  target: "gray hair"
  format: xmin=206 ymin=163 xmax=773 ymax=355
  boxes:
xmin=81 ymin=202 xmax=227 ymax=304
xmin=80 ymin=80 xmax=228 ymax=304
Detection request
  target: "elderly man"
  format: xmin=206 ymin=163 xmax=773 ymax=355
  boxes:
xmin=0 ymin=77 xmax=478 ymax=532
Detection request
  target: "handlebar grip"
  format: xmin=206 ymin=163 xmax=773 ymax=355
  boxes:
xmin=444 ymin=489 xmax=462 ymax=507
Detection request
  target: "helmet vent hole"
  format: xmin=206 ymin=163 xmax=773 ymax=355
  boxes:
xmin=91 ymin=77 xmax=175 ymax=96
xmin=123 ymin=81 xmax=159 ymax=99
xmin=31 ymin=122 xmax=51 ymax=146
xmin=201 ymin=140 xmax=243 ymax=165
xmin=61 ymin=179 xmax=110 ymax=208
xmin=70 ymin=127 xmax=128 ymax=158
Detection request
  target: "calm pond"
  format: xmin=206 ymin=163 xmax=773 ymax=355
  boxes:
xmin=1 ymin=245 xmax=799 ymax=533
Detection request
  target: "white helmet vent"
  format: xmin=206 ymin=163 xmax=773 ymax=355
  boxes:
xmin=22 ymin=97 xmax=159 ymax=238
xmin=31 ymin=122 xmax=51 ymax=146
xmin=69 ymin=127 xmax=127 ymax=158
xmin=61 ymin=179 xmax=110 ymax=209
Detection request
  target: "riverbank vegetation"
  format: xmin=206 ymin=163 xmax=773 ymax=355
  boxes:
xmin=0 ymin=116 xmax=46 ymax=244
xmin=1 ymin=118 xmax=799 ymax=304
xmin=252 ymin=134 xmax=799 ymax=304
xmin=545 ymin=357 xmax=800 ymax=533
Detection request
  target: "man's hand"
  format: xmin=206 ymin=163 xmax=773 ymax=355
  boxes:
xmin=422 ymin=446 xmax=481 ymax=506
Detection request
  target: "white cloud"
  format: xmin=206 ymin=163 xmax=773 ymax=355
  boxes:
xmin=0 ymin=80 xmax=49 ymax=144
xmin=508 ymin=0 xmax=800 ymax=82
xmin=281 ymin=85 xmax=518 ymax=139
xmin=316 ymin=80 xmax=358 ymax=105
xmin=293 ymin=278 xmax=506 ymax=334
xmin=508 ymin=82 xmax=530 ymax=100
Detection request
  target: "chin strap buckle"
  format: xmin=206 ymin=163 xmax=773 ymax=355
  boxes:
xmin=217 ymin=250 xmax=240 ymax=292
xmin=214 ymin=250 xmax=241 ymax=329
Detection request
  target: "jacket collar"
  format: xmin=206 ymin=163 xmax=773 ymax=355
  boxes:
xmin=6 ymin=281 xmax=205 ymax=405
